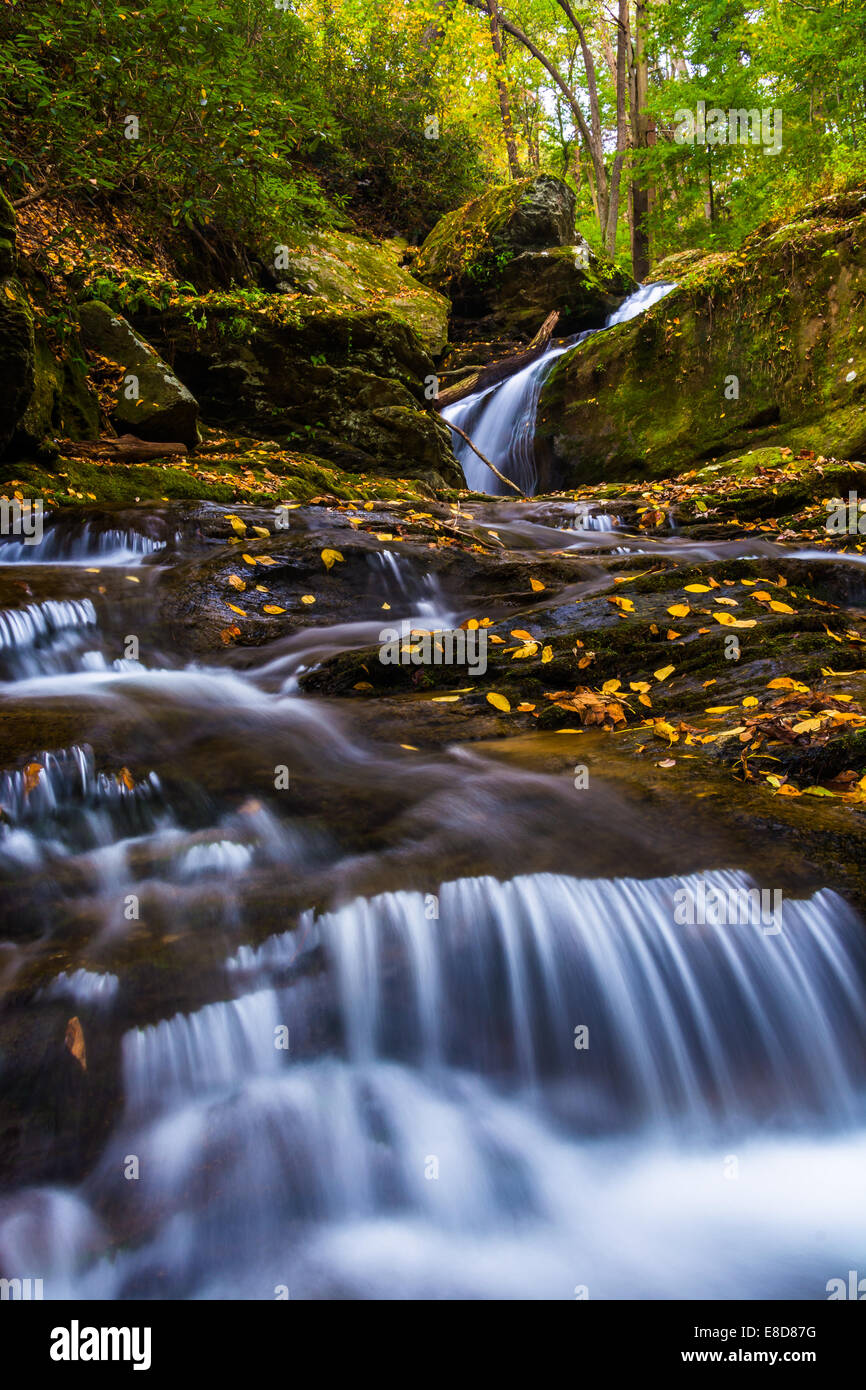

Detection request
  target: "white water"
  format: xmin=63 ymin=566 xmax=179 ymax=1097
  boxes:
xmin=3 ymin=869 xmax=864 ymax=1300
xmin=442 ymin=282 xmax=676 ymax=495
xmin=1 ymin=503 xmax=865 ymax=1302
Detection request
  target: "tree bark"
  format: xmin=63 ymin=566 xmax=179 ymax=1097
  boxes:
xmin=629 ymin=0 xmax=652 ymax=280
xmin=59 ymin=435 xmax=189 ymax=462
xmin=485 ymin=0 xmax=522 ymax=178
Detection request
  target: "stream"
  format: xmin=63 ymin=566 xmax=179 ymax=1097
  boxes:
xmin=0 ymin=293 xmax=864 ymax=1303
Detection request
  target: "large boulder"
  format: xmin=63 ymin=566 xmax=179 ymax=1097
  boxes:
xmin=15 ymin=337 xmax=99 ymax=451
xmin=77 ymin=301 xmax=200 ymax=448
xmin=267 ymin=230 xmax=450 ymax=358
xmin=136 ymin=298 xmax=461 ymax=489
xmin=415 ymin=174 xmax=634 ymax=338
xmin=537 ymin=189 xmax=866 ymax=485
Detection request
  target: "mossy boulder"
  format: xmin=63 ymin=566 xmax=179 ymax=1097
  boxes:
xmin=136 ymin=298 xmax=461 ymax=488
xmin=537 ymin=189 xmax=866 ymax=485
xmin=77 ymin=300 xmax=200 ymax=447
xmin=0 ymin=279 xmax=35 ymax=457
xmin=415 ymin=174 xmax=633 ymax=337
xmin=267 ymin=230 xmax=450 ymax=357
xmin=14 ymin=336 xmax=99 ymax=451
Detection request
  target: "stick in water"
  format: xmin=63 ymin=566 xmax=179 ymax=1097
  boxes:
xmin=445 ymin=421 xmax=527 ymax=498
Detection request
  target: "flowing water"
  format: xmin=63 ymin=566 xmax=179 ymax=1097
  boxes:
xmin=0 ymin=349 xmax=865 ymax=1301
xmin=442 ymin=283 xmax=676 ymax=496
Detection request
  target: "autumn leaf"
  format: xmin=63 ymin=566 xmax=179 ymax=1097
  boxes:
xmin=226 ymin=603 xmax=246 ymax=616
xmin=541 ymin=645 xmax=553 ymax=664
xmin=23 ymin=762 xmax=43 ymax=795
xmin=511 ymin=643 xmax=538 ymax=659
xmin=511 ymin=629 xmax=534 ymax=641
xmin=263 ymin=604 xmax=286 ymax=614
xmin=300 ymin=595 xmax=316 ymax=604
xmin=65 ymin=1016 xmax=87 ymax=1071
xmin=117 ymin=766 xmax=135 ymax=791
xmin=228 ymin=575 xmax=246 ymax=590
xmin=667 ymin=604 xmax=690 ymax=618
xmin=321 ymin=548 xmax=344 ymax=569
xmin=487 ymin=693 xmax=511 ymax=712
xmin=654 ymin=664 xmax=675 ymax=681
xmin=769 ymin=600 xmax=796 ymax=613
xmin=684 ymin=584 xmax=711 ymax=593
xmin=529 ymin=578 xmax=545 ymax=592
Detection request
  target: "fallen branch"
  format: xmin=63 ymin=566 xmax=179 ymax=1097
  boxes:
xmin=436 ymin=310 xmax=561 ymax=410
xmin=444 ymin=421 xmax=527 ymax=497
xmin=58 ymin=434 xmax=189 ymax=462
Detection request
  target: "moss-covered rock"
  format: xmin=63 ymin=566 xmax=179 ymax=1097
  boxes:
xmin=268 ymin=230 xmax=450 ymax=357
xmin=0 ymin=188 xmax=17 ymax=279
xmin=415 ymin=174 xmax=633 ymax=338
xmin=538 ymin=189 xmax=866 ymax=485
xmin=136 ymin=297 xmax=461 ymax=488
xmin=14 ymin=336 xmax=99 ymax=450
xmin=78 ymin=300 xmax=200 ymax=447
xmin=0 ymin=279 xmax=35 ymax=457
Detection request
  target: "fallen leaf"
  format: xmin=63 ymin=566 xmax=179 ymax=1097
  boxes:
xmin=321 ymin=548 xmax=345 ymax=569
xmin=654 ymin=664 xmax=675 ymax=682
xmin=486 ymin=693 xmax=511 ymax=712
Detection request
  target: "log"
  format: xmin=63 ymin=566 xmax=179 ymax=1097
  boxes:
xmin=444 ymin=421 xmax=527 ymax=498
xmin=58 ymin=435 xmax=189 ymax=462
xmin=435 ymin=310 xmax=561 ymax=410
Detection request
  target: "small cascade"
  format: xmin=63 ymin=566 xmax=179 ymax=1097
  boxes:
xmin=369 ymin=550 xmax=451 ymax=621
xmin=5 ymin=868 xmax=865 ymax=1300
xmin=0 ymin=522 xmax=167 ymax=566
xmin=442 ymin=282 xmax=676 ymax=496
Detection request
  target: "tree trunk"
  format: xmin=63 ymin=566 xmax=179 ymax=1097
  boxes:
xmin=435 ymin=311 xmax=561 ymax=409
xmin=630 ymin=0 xmax=652 ymax=281
xmin=485 ymin=0 xmax=521 ymax=178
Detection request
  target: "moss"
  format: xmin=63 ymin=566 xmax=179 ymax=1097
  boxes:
xmin=0 ymin=278 xmax=35 ymax=453
xmin=0 ymin=443 xmax=440 ymax=508
xmin=538 ymin=193 xmax=866 ymax=484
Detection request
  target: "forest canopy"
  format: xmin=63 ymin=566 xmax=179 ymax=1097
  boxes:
xmin=2 ymin=0 xmax=866 ymax=274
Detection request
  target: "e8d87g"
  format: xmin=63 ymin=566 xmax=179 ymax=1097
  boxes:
xmin=762 ymin=1328 xmax=816 ymax=1338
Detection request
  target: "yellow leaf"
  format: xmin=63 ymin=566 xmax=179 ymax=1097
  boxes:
xmin=742 ymin=696 xmax=759 ymax=707
xmin=242 ymin=553 xmax=258 ymax=565
xmin=601 ymin=679 xmax=621 ymax=694
xmin=529 ymin=578 xmax=545 ymax=592
xmin=227 ymin=603 xmax=246 ymax=616
xmin=251 ymin=526 xmax=270 ymax=538
xmin=431 ymin=695 xmax=460 ymax=702
xmin=510 ymin=629 xmax=534 ymax=641
xmin=792 ymin=717 xmax=823 ymax=733
xmin=767 ymin=677 xmax=808 ymax=690
xmin=654 ymin=664 xmax=675 ymax=682
xmin=667 ymin=604 xmax=690 ymax=618
xmin=512 ymin=643 xmax=538 ymax=659
xmin=769 ymin=601 xmax=795 ymax=613
xmin=706 ymin=705 xmax=738 ymax=713
xmin=638 ymin=693 xmax=652 ymax=707
xmin=228 ymin=575 xmax=246 ymax=590
xmin=541 ymin=645 xmax=553 ymax=664
xmin=321 ymin=548 xmax=344 ymax=569
xmin=629 ymin=681 xmax=651 ymax=693
xmin=263 ymin=605 xmax=286 ymax=614
xmin=486 ymin=693 xmax=511 ymax=712
xmin=301 ymin=595 xmax=316 ymax=604
xmin=684 ymin=584 xmax=711 ymax=593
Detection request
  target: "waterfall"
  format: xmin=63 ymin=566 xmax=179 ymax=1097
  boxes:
xmin=5 ymin=868 xmax=865 ymax=1300
xmin=0 ymin=523 xmax=166 ymax=565
xmin=442 ymin=282 xmax=676 ymax=496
